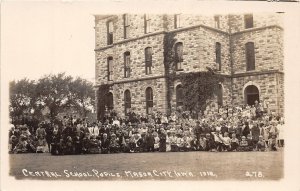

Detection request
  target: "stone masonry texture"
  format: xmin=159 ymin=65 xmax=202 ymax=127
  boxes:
xmin=94 ymin=13 xmax=284 ymax=118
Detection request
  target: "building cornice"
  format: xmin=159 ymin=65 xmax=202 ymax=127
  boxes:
xmin=94 ymin=70 xmax=283 ymax=88
xmin=94 ymin=75 xmax=165 ymax=87
xmin=94 ymin=24 xmax=282 ymax=52
xmin=231 ymin=70 xmax=284 ymax=78
xmin=231 ymin=25 xmax=283 ymax=36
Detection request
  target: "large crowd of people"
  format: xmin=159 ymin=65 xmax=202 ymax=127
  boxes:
xmin=9 ymin=101 xmax=284 ymax=155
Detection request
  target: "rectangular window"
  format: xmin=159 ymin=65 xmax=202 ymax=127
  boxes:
xmin=107 ymin=21 xmax=113 ymax=45
xmin=214 ymin=15 xmax=220 ymax=29
xmin=144 ymin=14 xmax=151 ymax=34
xmin=123 ymin=14 xmax=130 ymax=39
xmin=246 ymin=42 xmax=255 ymax=71
xmin=244 ymin=14 xmax=254 ymax=29
xmin=216 ymin=42 xmax=221 ymax=71
xmin=124 ymin=52 xmax=131 ymax=78
xmin=108 ymin=57 xmax=113 ymax=81
xmin=145 ymin=47 xmax=152 ymax=75
xmin=175 ymin=42 xmax=183 ymax=70
xmin=174 ymin=14 xmax=181 ymax=29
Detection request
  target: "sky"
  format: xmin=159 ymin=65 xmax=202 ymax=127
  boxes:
xmin=1 ymin=1 xmax=100 ymax=83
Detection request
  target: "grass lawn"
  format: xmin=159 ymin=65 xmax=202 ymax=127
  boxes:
xmin=9 ymin=149 xmax=283 ymax=181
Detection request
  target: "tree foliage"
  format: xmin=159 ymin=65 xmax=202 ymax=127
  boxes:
xmin=9 ymin=73 xmax=95 ymax=123
xmin=179 ymin=71 xmax=224 ymax=112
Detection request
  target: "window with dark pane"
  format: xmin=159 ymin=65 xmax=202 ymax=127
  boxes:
xmin=107 ymin=21 xmax=113 ymax=45
xmin=123 ymin=14 xmax=130 ymax=39
xmin=145 ymin=47 xmax=152 ymax=75
xmin=216 ymin=42 xmax=221 ymax=71
xmin=245 ymin=42 xmax=255 ymax=71
xmin=244 ymin=14 xmax=253 ymax=29
xmin=124 ymin=90 xmax=131 ymax=115
xmin=175 ymin=42 xmax=183 ymax=70
xmin=124 ymin=52 xmax=131 ymax=78
xmin=146 ymin=87 xmax=153 ymax=114
xmin=176 ymin=85 xmax=184 ymax=108
xmin=107 ymin=57 xmax=113 ymax=81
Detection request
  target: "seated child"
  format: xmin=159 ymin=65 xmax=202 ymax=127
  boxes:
xmin=198 ymin=134 xmax=207 ymax=151
xmin=247 ymin=134 xmax=254 ymax=151
xmin=221 ymin=132 xmax=231 ymax=151
xmin=81 ymin=133 xmax=90 ymax=154
xmin=73 ymin=132 xmax=82 ymax=155
xmin=101 ymin=133 xmax=110 ymax=154
xmin=10 ymin=135 xmax=19 ymax=153
xmin=122 ymin=138 xmax=131 ymax=153
xmin=268 ymin=134 xmax=277 ymax=151
xmin=230 ymin=133 xmax=239 ymax=151
xmin=153 ymin=132 xmax=160 ymax=152
xmin=36 ymin=135 xmax=47 ymax=153
xmin=238 ymin=136 xmax=248 ymax=152
xmin=89 ymin=135 xmax=101 ymax=154
xmin=190 ymin=135 xmax=199 ymax=151
xmin=212 ymin=130 xmax=224 ymax=152
xmin=129 ymin=136 xmax=136 ymax=153
xmin=109 ymin=134 xmax=120 ymax=153
xmin=169 ymin=133 xmax=178 ymax=152
xmin=256 ymin=135 xmax=267 ymax=151
xmin=181 ymin=134 xmax=191 ymax=152
xmin=166 ymin=132 xmax=171 ymax=152
xmin=205 ymin=133 xmax=215 ymax=151
xmin=64 ymin=136 xmax=74 ymax=155
xmin=51 ymin=131 xmax=63 ymax=155
xmin=13 ymin=136 xmax=28 ymax=154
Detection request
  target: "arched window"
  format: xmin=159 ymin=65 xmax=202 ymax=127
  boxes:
xmin=107 ymin=57 xmax=113 ymax=81
xmin=145 ymin=87 xmax=153 ymax=114
xmin=245 ymin=42 xmax=255 ymax=71
xmin=176 ymin=85 xmax=183 ymax=108
xmin=124 ymin=51 xmax=131 ymax=78
xmin=244 ymin=85 xmax=259 ymax=106
xmin=124 ymin=90 xmax=131 ymax=115
xmin=106 ymin=92 xmax=114 ymax=111
xmin=217 ymin=84 xmax=223 ymax=106
xmin=145 ymin=47 xmax=152 ymax=75
xmin=215 ymin=42 xmax=221 ymax=71
xmin=175 ymin=42 xmax=183 ymax=70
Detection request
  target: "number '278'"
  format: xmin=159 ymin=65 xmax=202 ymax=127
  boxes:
xmin=245 ymin=171 xmax=264 ymax=178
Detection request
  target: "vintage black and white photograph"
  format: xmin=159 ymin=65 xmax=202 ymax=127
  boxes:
xmin=1 ymin=1 xmax=300 ymax=191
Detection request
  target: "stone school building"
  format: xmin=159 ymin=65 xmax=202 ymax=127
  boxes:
xmin=94 ymin=13 xmax=284 ymax=118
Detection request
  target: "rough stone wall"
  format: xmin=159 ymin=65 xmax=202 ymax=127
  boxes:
xmin=163 ymin=26 xmax=231 ymax=76
xmin=231 ymin=27 xmax=283 ymax=74
xmin=231 ymin=73 xmax=283 ymax=114
xmin=111 ymin=78 xmax=167 ymax=117
xmin=95 ymin=13 xmax=284 ymax=116
xmin=95 ymin=33 xmax=165 ymax=86
xmin=229 ymin=13 xmax=283 ymax=33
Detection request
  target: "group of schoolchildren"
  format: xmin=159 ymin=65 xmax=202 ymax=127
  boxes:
xmin=9 ymin=103 xmax=284 ymax=155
